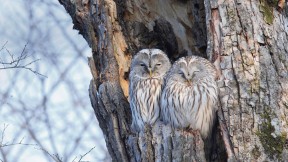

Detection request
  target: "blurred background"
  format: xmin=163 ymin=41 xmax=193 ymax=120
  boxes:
xmin=0 ymin=0 xmax=108 ymax=161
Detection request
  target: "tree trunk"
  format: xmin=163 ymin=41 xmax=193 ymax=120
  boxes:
xmin=59 ymin=0 xmax=288 ymax=161
xmin=206 ymin=0 xmax=288 ymax=161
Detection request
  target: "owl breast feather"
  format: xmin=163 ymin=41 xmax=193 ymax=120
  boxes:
xmin=161 ymin=78 xmax=217 ymax=138
xmin=130 ymin=78 xmax=163 ymax=127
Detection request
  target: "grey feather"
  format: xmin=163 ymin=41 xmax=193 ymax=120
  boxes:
xmin=161 ymin=56 xmax=218 ymax=138
xmin=129 ymin=49 xmax=171 ymax=132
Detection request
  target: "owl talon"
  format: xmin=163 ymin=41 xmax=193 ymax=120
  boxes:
xmin=184 ymin=128 xmax=197 ymax=135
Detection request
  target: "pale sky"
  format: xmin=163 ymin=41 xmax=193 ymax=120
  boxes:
xmin=0 ymin=0 xmax=107 ymax=161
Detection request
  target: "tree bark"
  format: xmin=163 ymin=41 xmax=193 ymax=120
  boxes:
xmin=59 ymin=0 xmax=288 ymax=161
xmin=206 ymin=0 xmax=288 ymax=161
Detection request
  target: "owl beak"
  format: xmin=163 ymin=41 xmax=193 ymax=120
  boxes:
xmin=148 ymin=67 xmax=153 ymax=78
xmin=187 ymin=80 xmax=192 ymax=86
xmin=185 ymin=73 xmax=192 ymax=84
xmin=149 ymin=70 xmax=153 ymax=77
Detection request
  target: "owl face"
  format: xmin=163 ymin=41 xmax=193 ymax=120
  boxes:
xmin=168 ymin=57 xmax=215 ymax=86
xmin=131 ymin=49 xmax=171 ymax=79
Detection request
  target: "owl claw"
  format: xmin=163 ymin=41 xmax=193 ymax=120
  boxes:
xmin=181 ymin=127 xmax=198 ymax=136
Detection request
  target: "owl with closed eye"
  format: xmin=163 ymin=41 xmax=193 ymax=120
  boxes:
xmin=129 ymin=49 xmax=171 ymax=132
xmin=161 ymin=56 xmax=218 ymax=138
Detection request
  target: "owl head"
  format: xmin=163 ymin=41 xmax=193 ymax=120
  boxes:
xmin=130 ymin=49 xmax=171 ymax=79
xmin=167 ymin=56 xmax=216 ymax=86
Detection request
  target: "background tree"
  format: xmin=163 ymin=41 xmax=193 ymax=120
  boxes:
xmin=0 ymin=0 xmax=108 ymax=161
xmin=59 ymin=0 xmax=288 ymax=161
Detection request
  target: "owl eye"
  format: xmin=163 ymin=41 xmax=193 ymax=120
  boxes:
xmin=178 ymin=71 xmax=184 ymax=75
xmin=194 ymin=70 xmax=200 ymax=73
xmin=156 ymin=63 xmax=162 ymax=66
xmin=140 ymin=63 xmax=145 ymax=67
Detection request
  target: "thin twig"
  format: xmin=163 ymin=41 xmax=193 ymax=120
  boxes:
xmin=0 ymin=124 xmax=8 ymax=146
xmin=36 ymin=147 xmax=63 ymax=162
xmin=0 ymin=41 xmax=8 ymax=52
xmin=0 ymin=124 xmax=38 ymax=148
xmin=77 ymin=146 xmax=96 ymax=162
xmin=0 ymin=42 xmax=47 ymax=77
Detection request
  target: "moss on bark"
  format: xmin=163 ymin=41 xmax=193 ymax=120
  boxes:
xmin=256 ymin=110 xmax=286 ymax=160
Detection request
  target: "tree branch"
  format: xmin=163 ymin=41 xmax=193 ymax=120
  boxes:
xmin=0 ymin=42 xmax=46 ymax=77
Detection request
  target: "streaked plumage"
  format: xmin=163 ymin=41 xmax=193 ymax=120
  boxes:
xmin=129 ymin=49 xmax=171 ymax=132
xmin=161 ymin=56 xmax=218 ymax=138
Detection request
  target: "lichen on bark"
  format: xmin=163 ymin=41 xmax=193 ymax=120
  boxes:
xmin=259 ymin=0 xmax=280 ymax=24
xmin=256 ymin=110 xmax=287 ymax=160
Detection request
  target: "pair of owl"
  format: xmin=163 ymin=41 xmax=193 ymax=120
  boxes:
xmin=129 ymin=49 xmax=218 ymax=138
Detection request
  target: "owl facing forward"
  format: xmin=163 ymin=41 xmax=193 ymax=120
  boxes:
xmin=129 ymin=49 xmax=171 ymax=132
xmin=161 ymin=56 xmax=218 ymax=138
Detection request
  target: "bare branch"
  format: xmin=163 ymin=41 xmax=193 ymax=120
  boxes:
xmin=0 ymin=42 xmax=46 ymax=77
xmin=77 ymin=146 xmax=96 ymax=162
xmin=0 ymin=41 xmax=8 ymax=52
xmin=0 ymin=124 xmax=37 ymax=148
xmin=0 ymin=0 xmax=106 ymax=161
xmin=36 ymin=147 xmax=63 ymax=162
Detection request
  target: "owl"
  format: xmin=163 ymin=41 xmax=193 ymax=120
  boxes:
xmin=129 ymin=49 xmax=171 ymax=132
xmin=161 ymin=56 xmax=218 ymax=138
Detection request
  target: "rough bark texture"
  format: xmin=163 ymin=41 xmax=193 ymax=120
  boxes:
xmin=59 ymin=0 xmax=288 ymax=161
xmin=206 ymin=0 xmax=288 ymax=161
